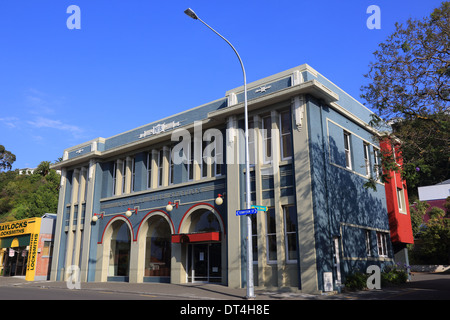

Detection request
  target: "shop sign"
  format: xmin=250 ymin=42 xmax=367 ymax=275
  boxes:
xmin=0 ymin=221 xmax=29 ymax=237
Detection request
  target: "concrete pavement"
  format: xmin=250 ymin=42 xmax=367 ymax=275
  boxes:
xmin=1 ymin=272 xmax=449 ymax=300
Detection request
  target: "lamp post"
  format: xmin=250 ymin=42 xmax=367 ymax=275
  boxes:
xmin=184 ymin=8 xmax=254 ymax=299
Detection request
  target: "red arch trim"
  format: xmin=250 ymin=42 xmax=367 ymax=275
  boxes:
xmin=177 ymin=202 xmax=226 ymax=235
xmin=98 ymin=215 xmax=135 ymax=244
xmin=135 ymin=209 xmax=175 ymax=241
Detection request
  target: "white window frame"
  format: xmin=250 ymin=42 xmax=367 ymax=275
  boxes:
xmin=397 ymin=188 xmax=407 ymax=214
xmin=373 ymin=148 xmax=381 ymax=181
xmin=365 ymin=230 xmax=372 ymax=257
xmin=343 ymin=131 xmax=352 ymax=169
xmin=279 ymin=110 xmax=292 ymax=161
xmin=376 ymin=232 xmax=388 ymax=257
xmin=364 ymin=143 xmax=370 ymax=177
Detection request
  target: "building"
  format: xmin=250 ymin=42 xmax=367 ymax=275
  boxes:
xmin=0 ymin=214 xmax=56 ymax=281
xmin=380 ymin=139 xmax=414 ymax=269
xmin=50 ymin=64 xmax=406 ymax=293
xmin=418 ymin=179 xmax=450 ymax=221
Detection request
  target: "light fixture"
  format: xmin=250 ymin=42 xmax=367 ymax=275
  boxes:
xmin=184 ymin=8 xmax=198 ymax=20
xmin=215 ymin=194 xmax=224 ymax=206
xmin=166 ymin=201 xmax=179 ymax=212
xmin=92 ymin=213 xmax=103 ymax=222
xmin=126 ymin=207 xmax=138 ymax=217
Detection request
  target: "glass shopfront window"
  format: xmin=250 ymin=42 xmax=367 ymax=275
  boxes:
xmin=109 ymin=221 xmax=130 ymax=277
xmin=145 ymin=216 xmax=171 ymax=277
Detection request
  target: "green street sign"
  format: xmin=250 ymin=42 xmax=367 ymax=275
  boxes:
xmin=251 ymin=205 xmax=268 ymax=212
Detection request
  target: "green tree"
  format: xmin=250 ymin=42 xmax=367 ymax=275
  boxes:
xmin=361 ymin=2 xmax=450 ymax=194
xmin=409 ymin=198 xmax=450 ymax=264
xmin=0 ymin=145 xmax=16 ymax=171
xmin=0 ymin=161 xmax=60 ymax=222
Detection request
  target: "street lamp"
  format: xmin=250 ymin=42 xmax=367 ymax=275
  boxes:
xmin=184 ymin=8 xmax=254 ymax=299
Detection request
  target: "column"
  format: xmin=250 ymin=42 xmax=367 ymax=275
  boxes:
xmin=226 ymin=115 xmax=242 ymax=288
xmin=291 ymin=95 xmax=320 ymax=294
xmin=64 ymin=168 xmax=80 ymax=279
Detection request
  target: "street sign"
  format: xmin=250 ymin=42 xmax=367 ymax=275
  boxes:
xmin=251 ymin=205 xmax=268 ymax=212
xmin=236 ymin=208 xmax=258 ymax=216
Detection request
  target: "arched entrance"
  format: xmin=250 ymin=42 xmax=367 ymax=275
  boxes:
xmin=175 ymin=204 xmax=225 ymax=284
xmin=107 ymin=219 xmax=131 ymax=280
xmin=144 ymin=214 xmax=172 ymax=281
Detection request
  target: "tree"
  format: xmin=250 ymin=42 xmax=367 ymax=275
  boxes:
xmin=0 ymin=161 xmax=60 ymax=222
xmin=361 ymin=2 xmax=450 ymax=194
xmin=0 ymin=145 xmax=16 ymax=171
xmin=409 ymin=198 xmax=450 ymax=264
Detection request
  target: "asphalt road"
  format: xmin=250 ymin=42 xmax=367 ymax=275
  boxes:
xmin=0 ymin=272 xmax=448 ymax=301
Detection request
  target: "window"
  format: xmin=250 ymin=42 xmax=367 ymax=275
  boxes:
xmin=215 ymin=137 xmax=223 ymax=177
xmin=42 ymin=241 xmax=53 ymax=257
xmin=373 ymin=148 xmax=382 ymax=180
xmin=158 ymin=149 xmax=164 ymax=187
xmin=343 ymin=131 xmax=352 ymax=169
xmin=121 ymin=159 xmax=127 ymax=194
xmin=251 ymin=214 xmax=258 ymax=263
xmin=397 ymin=188 xmax=406 ymax=214
xmin=283 ymin=206 xmax=297 ymax=263
xmin=266 ymin=208 xmax=277 ymax=263
xmin=202 ymin=138 xmax=208 ymax=178
xmin=188 ymin=140 xmax=194 ymax=181
xmin=279 ymin=110 xmax=292 ymax=160
xmin=202 ymin=136 xmax=223 ymax=178
xmin=365 ymin=230 xmax=372 ymax=256
xmin=376 ymin=232 xmax=388 ymax=257
xmin=248 ymin=119 xmax=255 ymax=166
xmin=262 ymin=115 xmax=272 ymax=164
xmin=131 ymin=157 xmax=136 ymax=192
xmin=147 ymin=152 xmax=152 ymax=189
xmin=169 ymin=147 xmax=174 ymax=185
xmin=112 ymin=161 xmax=117 ymax=195
xmin=363 ymin=143 xmax=370 ymax=176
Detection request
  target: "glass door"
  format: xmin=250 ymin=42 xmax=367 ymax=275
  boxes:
xmin=187 ymin=243 xmax=221 ymax=283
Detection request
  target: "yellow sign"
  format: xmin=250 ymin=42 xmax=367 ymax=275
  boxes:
xmin=0 ymin=218 xmax=38 ymax=238
xmin=0 ymin=218 xmax=42 ymax=281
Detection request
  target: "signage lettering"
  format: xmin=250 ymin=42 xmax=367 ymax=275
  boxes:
xmin=0 ymin=221 xmax=28 ymax=236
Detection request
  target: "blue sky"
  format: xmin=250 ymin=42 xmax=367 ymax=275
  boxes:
xmin=0 ymin=0 xmax=445 ymax=170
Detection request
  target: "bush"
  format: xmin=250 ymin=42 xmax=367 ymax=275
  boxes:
xmin=344 ymin=272 xmax=368 ymax=291
xmin=381 ymin=265 xmax=408 ymax=286
xmin=344 ymin=264 xmax=409 ymax=291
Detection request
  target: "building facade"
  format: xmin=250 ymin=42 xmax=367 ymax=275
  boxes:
xmin=0 ymin=214 xmax=56 ymax=281
xmin=50 ymin=64 xmax=402 ymax=293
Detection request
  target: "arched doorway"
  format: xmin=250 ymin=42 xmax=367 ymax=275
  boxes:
xmin=176 ymin=205 xmax=225 ymax=283
xmin=108 ymin=220 xmax=131 ymax=279
xmin=144 ymin=215 xmax=172 ymax=281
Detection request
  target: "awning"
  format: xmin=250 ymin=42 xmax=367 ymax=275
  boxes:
xmin=171 ymin=232 xmax=221 ymax=243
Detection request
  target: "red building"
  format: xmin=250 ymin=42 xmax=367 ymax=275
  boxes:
xmin=380 ymin=139 xmax=414 ymax=269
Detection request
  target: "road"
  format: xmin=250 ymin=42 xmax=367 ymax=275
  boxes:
xmin=0 ymin=272 xmax=448 ymax=301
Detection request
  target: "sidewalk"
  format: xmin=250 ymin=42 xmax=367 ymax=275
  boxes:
xmin=1 ymin=272 xmax=449 ymax=300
